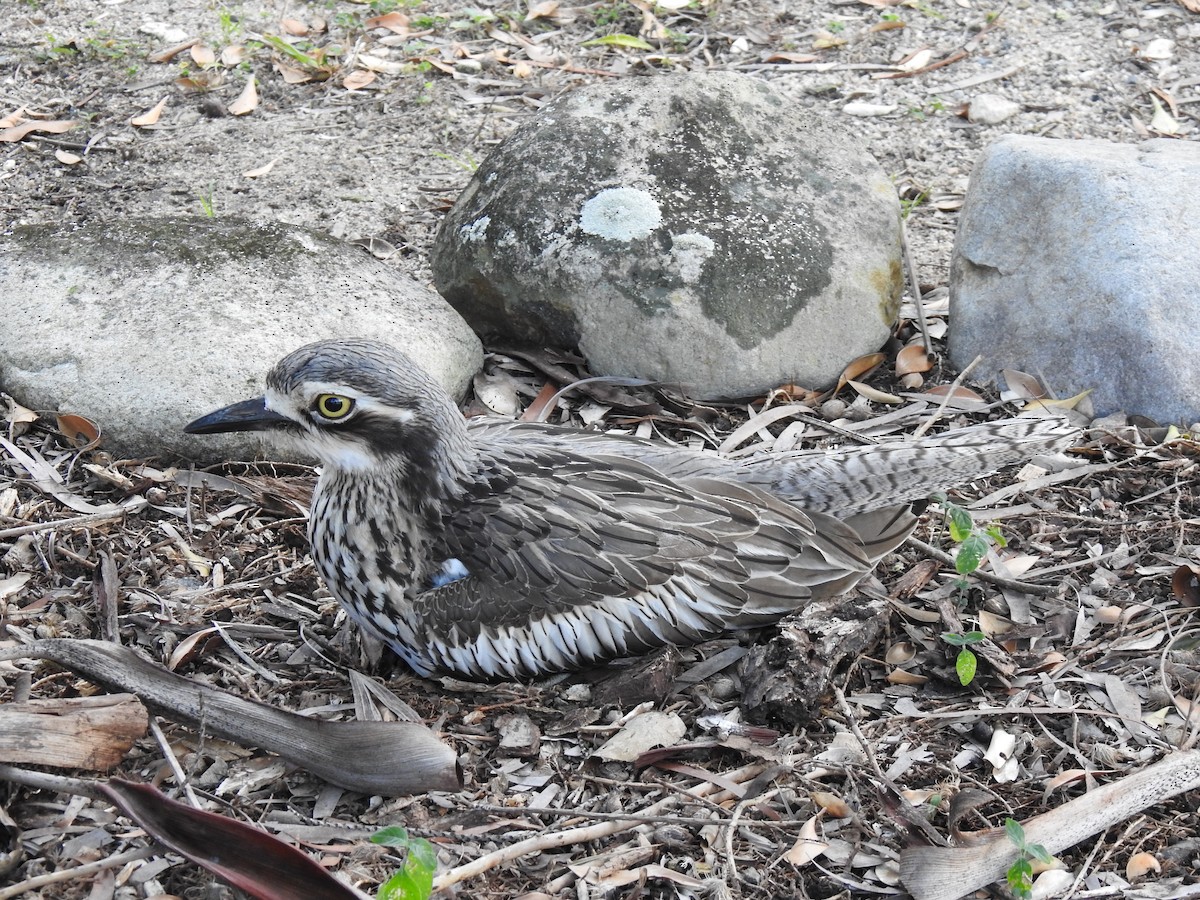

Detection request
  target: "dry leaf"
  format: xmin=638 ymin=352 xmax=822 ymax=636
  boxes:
xmin=342 ymin=69 xmax=376 ymax=90
xmin=871 ymin=19 xmax=905 ymax=31
xmin=895 ymin=343 xmax=933 ymax=375
xmin=835 ymin=352 xmax=885 ymax=393
xmin=0 ymin=107 xmax=27 ymax=128
xmin=1126 ymin=852 xmax=1161 ymax=880
xmin=220 ymin=45 xmax=247 ymax=66
xmin=847 ymin=380 xmax=902 ymax=404
xmin=242 ymin=157 xmax=281 ymax=178
xmin=55 ymin=148 xmax=82 ymax=165
xmin=811 ymin=791 xmax=852 ymax=818
xmin=765 ymin=51 xmax=819 ymax=63
xmin=897 ymin=47 xmax=933 ymax=71
xmin=1171 ymin=564 xmax=1200 ymax=607
xmin=366 ymin=11 xmax=410 ymax=33
xmin=228 ymin=76 xmax=258 ymax=115
xmin=0 ymin=119 xmax=78 ymax=142
xmin=784 ymin=813 xmax=829 ymax=865
xmin=56 ymin=413 xmax=101 ymax=449
xmin=978 ymin=610 xmax=1011 ymax=637
xmin=1149 ymin=95 xmax=1180 ymax=135
xmin=1024 ymin=389 xmax=1092 ymax=412
xmin=275 ymin=60 xmax=313 ymax=83
xmin=1000 ymin=368 xmax=1047 ymax=400
xmin=812 ymin=31 xmax=847 ymax=50
xmin=525 ymin=0 xmax=559 ymax=20
xmin=130 ymin=97 xmax=168 ymax=127
xmin=885 ymin=642 xmax=915 ymax=665
xmin=887 ymin=669 xmax=928 ymax=685
xmin=0 ymin=573 xmax=32 ymax=601
xmin=281 ymin=17 xmax=309 ymax=35
xmin=358 ymin=54 xmax=406 ymax=74
xmin=511 ymin=60 xmax=533 ymax=78
xmin=190 ymin=43 xmax=215 ymax=66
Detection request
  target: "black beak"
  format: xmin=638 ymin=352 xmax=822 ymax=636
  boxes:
xmin=184 ymin=397 xmax=292 ymax=435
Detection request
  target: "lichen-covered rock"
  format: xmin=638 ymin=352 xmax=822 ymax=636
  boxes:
xmin=949 ymin=136 xmax=1200 ymax=423
xmin=0 ymin=217 xmax=482 ymax=462
xmin=431 ymin=73 xmax=902 ymax=399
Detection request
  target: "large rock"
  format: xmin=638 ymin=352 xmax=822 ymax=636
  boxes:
xmin=431 ymin=73 xmax=902 ymax=399
xmin=949 ymin=136 xmax=1200 ymax=424
xmin=0 ymin=218 xmax=482 ymax=462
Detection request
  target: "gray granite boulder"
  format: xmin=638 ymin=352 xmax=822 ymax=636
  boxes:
xmin=431 ymin=73 xmax=902 ymax=399
xmin=949 ymin=136 xmax=1200 ymax=424
xmin=0 ymin=218 xmax=482 ymax=462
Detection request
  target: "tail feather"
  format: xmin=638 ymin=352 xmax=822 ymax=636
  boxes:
xmin=737 ymin=417 xmax=1078 ymax=518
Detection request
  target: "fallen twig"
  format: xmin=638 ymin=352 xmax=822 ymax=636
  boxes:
xmin=899 ymin=750 xmax=1200 ymax=900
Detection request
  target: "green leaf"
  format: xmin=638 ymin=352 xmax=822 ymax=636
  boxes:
xmin=985 ymin=524 xmax=1008 ymax=547
xmin=581 ymin=33 xmax=654 ymax=49
xmin=955 ymin=532 xmax=989 ymax=574
xmin=941 ymin=631 xmax=984 ymax=647
xmin=1006 ymin=857 xmax=1034 ymax=898
xmin=373 ymin=828 xmax=437 ymax=900
xmin=944 ymin=503 xmax=974 ymax=542
xmin=1027 ymin=843 xmax=1054 ymax=865
xmin=1004 ymin=817 xmax=1026 ymax=848
xmin=955 ymin=647 xmax=977 ymax=685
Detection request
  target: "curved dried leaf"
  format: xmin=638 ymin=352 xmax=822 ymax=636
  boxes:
xmin=999 ymin=369 xmax=1046 ymax=401
xmin=0 ymin=118 xmax=78 ymax=142
xmin=784 ymin=813 xmax=829 ymax=866
xmin=55 ymin=148 xmax=82 ymax=165
xmin=220 ymin=45 xmax=248 ymax=66
xmin=131 ymin=97 xmax=169 ymax=127
xmin=836 ymin=352 xmax=886 ymax=392
xmin=810 ymin=791 xmax=852 ymax=818
xmin=847 ymin=379 xmax=902 ymax=404
xmin=1126 ymin=852 xmax=1161 ymax=880
xmin=100 ymin=781 xmax=366 ymax=900
xmin=56 ymin=412 xmax=101 ymax=449
xmin=343 ymin=69 xmax=376 ymax=90
xmin=228 ymin=76 xmax=258 ymax=115
xmin=281 ymin=17 xmax=309 ymax=35
xmin=190 ymin=43 xmax=215 ymax=66
xmin=896 ymin=343 xmax=933 ymax=375
xmin=1171 ymin=564 xmax=1200 ymax=607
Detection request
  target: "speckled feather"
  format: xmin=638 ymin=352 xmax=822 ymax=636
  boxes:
xmin=187 ymin=339 xmax=1078 ymax=680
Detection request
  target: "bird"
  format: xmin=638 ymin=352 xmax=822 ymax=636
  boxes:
xmin=184 ymin=339 xmax=1077 ymax=680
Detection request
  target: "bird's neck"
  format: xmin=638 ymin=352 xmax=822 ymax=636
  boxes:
xmin=311 ymin=433 xmax=477 ymax=592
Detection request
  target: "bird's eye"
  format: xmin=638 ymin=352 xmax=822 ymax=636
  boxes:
xmin=314 ymin=394 xmax=355 ymax=421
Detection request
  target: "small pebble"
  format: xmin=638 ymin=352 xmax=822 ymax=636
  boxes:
xmin=968 ymin=93 xmax=1021 ymax=125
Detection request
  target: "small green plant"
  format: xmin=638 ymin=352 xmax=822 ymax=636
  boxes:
xmin=373 ymin=827 xmax=437 ymax=900
xmin=592 ymin=2 xmax=626 ymax=26
xmin=933 ymin=494 xmax=1007 ymax=584
xmin=941 ymin=630 xmax=983 ymax=684
xmin=1004 ymin=818 xmax=1053 ymax=898
xmin=933 ymin=495 xmax=1009 ymax=685
xmin=826 ymin=20 xmax=845 ymax=33
xmin=900 ymin=189 xmax=928 ymax=218
xmin=197 ymin=185 xmax=216 ymax=218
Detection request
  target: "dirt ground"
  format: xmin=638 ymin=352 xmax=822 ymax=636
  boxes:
xmin=2 ymin=0 xmax=1200 ymax=898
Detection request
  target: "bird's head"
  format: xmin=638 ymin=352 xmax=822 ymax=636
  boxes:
xmin=185 ymin=339 xmax=474 ymax=483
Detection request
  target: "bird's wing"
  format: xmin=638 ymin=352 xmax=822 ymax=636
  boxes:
xmin=421 ymin=441 xmax=871 ymax=638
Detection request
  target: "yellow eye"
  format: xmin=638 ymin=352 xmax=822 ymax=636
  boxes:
xmin=314 ymin=394 xmax=355 ymax=421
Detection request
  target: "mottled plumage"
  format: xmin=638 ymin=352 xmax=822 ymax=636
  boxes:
xmin=185 ymin=339 xmax=1076 ymax=679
